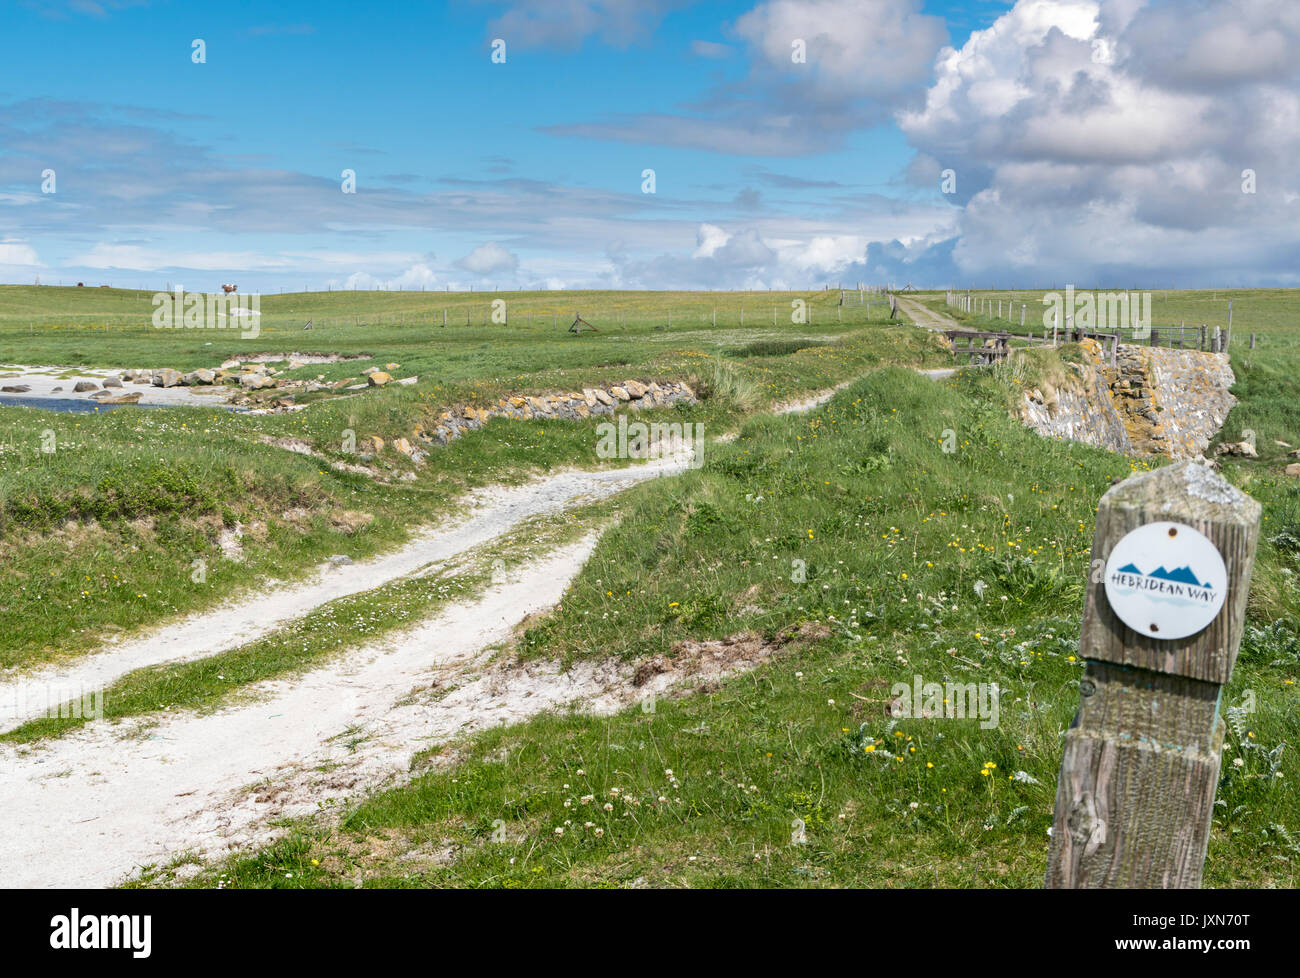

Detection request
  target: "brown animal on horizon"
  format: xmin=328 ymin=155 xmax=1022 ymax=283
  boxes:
xmin=221 ymin=283 xmax=238 ymax=294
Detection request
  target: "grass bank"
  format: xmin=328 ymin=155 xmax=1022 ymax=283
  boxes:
xmin=154 ymin=367 xmax=1299 ymax=888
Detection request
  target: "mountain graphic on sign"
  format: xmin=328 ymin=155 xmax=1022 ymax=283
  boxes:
xmin=1148 ymin=565 xmax=1211 ymax=588
xmin=1114 ymin=562 xmax=1212 ymax=588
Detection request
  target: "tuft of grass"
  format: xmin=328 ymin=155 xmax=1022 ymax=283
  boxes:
xmin=691 ymin=358 xmax=761 ymax=413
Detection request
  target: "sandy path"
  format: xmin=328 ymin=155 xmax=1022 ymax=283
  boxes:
xmin=895 ymin=295 xmax=961 ymax=332
xmin=1 ymin=381 xmax=860 ymax=887
xmin=2 ymin=379 xmax=840 ymax=731
xmin=0 ymin=533 xmax=783 ymax=888
xmin=773 ymin=380 xmax=854 ymax=414
xmin=0 ymin=540 xmax=603 ymax=887
xmin=0 ymin=454 xmax=687 ymax=733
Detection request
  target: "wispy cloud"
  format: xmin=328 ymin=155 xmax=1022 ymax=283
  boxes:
xmin=481 ymin=0 xmax=691 ymax=50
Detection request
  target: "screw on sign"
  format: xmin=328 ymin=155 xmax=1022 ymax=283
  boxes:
xmin=1046 ymin=461 xmax=1261 ymax=889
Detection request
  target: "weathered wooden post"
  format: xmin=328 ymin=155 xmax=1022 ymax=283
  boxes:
xmin=1046 ymin=461 xmax=1261 ymax=888
xmin=1250 ymin=333 xmax=1256 ymax=349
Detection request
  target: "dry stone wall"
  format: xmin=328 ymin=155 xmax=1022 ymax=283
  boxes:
xmin=415 ymin=380 xmax=696 ymax=449
xmin=1019 ymin=340 xmax=1236 ymax=461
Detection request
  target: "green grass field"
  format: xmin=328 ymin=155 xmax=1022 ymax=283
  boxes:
xmin=2 ymin=285 xmax=1297 ymax=888
xmin=0 ymin=285 xmax=935 ymax=668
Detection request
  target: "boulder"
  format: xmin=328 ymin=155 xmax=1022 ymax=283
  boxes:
xmin=393 ymin=437 xmax=414 ymax=456
xmin=1214 ymin=440 xmax=1258 ymax=458
xmin=1286 ymin=463 xmax=1300 ymax=478
xmin=593 ymin=388 xmax=614 ymax=406
xmin=100 ymin=392 xmax=143 ymax=405
xmin=152 ymin=369 xmax=183 ymax=388
xmin=73 ymin=381 xmax=99 ymax=392
xmin=625 ymin=380 xmax=648 ymax=399
xmin=367 ymin=372 xmax=392 ymax=387
xmin=102 ymin=376 xmax=123 ymax=389
xmin=1 ymin=385 xmax=31 ymax=393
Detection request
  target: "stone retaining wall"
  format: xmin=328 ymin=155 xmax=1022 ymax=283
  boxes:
xmin=1019 ymin=340 xmax=1235 ymax=460
xmin=416 ymin=379 xmax=696 ymax=448
xmin=349 ymin=379 xmax=698 ymax=463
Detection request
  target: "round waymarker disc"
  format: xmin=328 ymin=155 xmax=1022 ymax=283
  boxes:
xmin=1102 ymin=521 xmax=1228 ymax=640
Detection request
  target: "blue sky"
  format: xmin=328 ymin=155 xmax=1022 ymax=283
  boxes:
xmin=2 ymin=0 xmax=1298 ymax=290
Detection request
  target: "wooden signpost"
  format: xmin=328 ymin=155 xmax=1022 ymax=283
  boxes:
xmin=1046 ymin=461 xmax=1261 ymax=888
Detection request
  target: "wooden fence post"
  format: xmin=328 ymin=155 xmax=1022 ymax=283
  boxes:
xmin=1046 ymin=461 xmax=1262 ymax=888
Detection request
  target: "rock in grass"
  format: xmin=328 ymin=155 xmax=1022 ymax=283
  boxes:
xmin=367 ymin=371 xmax=393 ymax=387
xmin=1215 ymin=440 xmax=1258 ymax=458
xmin=327 ymin=555 xmax=353 ymax=566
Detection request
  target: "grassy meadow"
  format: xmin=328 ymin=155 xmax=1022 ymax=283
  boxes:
xmin=1 ymin=285 xmax=1297 ymax=888
xmin=0 ymin=285 xmax=938 ymax=669
xmin=155 ymin=366 xmax=1300 ymax=889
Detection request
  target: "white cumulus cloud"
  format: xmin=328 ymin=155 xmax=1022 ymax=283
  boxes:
xmin=455 ymin=242 xmax=520 ymax=276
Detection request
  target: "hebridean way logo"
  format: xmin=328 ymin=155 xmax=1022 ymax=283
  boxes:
xmin=1108 ymin=561 xmax=1216 ymax=607
xmin=1102 ymin=521 xmax=1228 ymax=639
